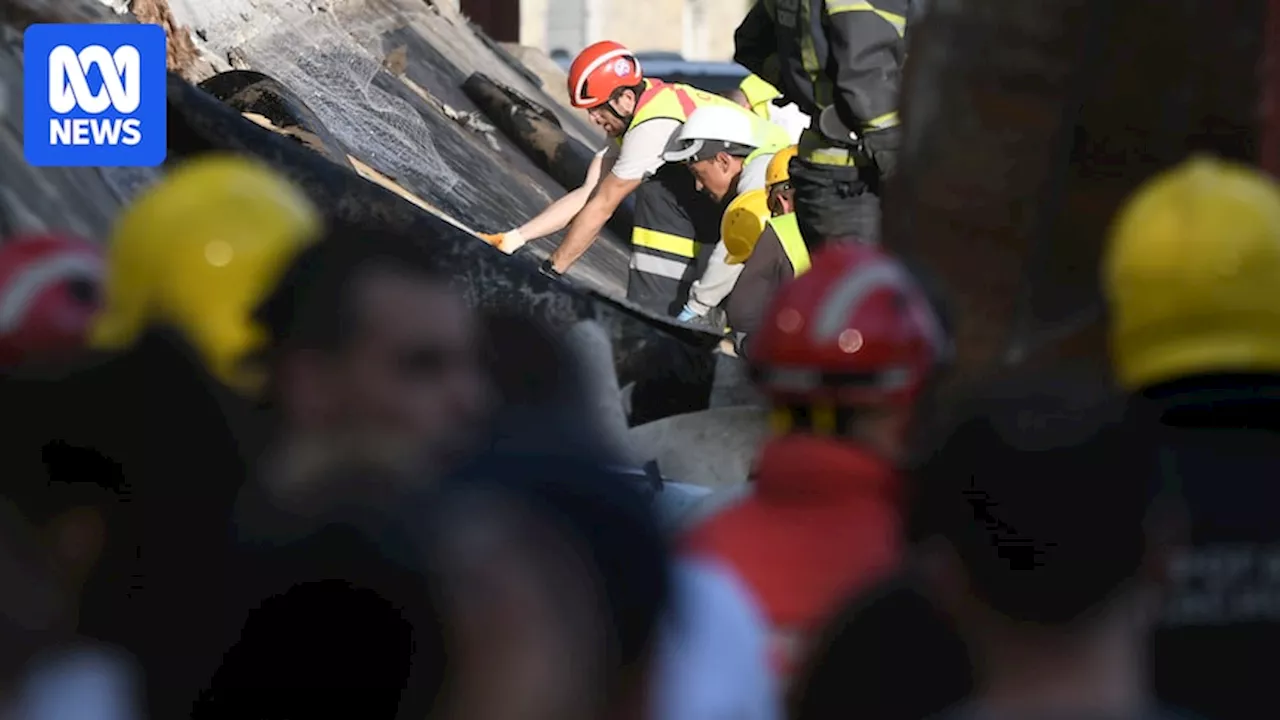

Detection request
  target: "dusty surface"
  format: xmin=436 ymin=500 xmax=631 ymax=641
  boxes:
xmin=629 ymin=407 xmax=769 ymax=489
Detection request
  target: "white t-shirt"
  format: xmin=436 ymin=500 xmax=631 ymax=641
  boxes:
xmin=651 ymin=557 xmax=782 ymax=720
xmin=607 ymin=118 xmax=684 ymax=181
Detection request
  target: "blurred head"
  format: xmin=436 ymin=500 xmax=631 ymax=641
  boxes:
xmin=726 ymin=88 xmax=750 ymax=109
xmin=766 ymin=145 xmax=799 ymax=215
xmin=257 ymin=227 xmax=491 ymax=477
xmin=205 ymin=514 xmax=447 ymax=720
xmin=750 ymin=244 xmax=947 ymax=461
xmin=0 ymin=233 xmax=104 ymax=368
xmin=568 ymin=41 xmax=644 ymax=138
xmin=914 ymin=368 xmax=1179 ymax=651
xmin=1104 ymin=155 xmax=1280 ymax=391
xmin=90 ymin=153 xmax=322 ymax=395
xmin=440 ymin=455 xmax=672 ymax=720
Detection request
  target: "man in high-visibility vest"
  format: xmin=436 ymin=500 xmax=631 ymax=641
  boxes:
xmin=727 ymin=74 xmax=810 ymax=144
xmin=480 ymin=41 xmax=767 ymax=317
xmin=660 ymin=104 xmax=791 ymax=325
xmin=722 ymin=146 xmax=812 ymax=357
xmin=734 ymin=0 xmax=907 ymax=247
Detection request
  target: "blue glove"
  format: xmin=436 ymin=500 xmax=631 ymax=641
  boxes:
xmin=676 ymin=305 xmax=699 ymax=322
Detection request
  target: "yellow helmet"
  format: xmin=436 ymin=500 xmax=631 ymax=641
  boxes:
xmin=766 ymin=145 xmax=798 ymax=189
xmin=1104 ymin=155 xmax=1280 ymax=390
xmin=91 ymin=153 xmax=322 ymax=394
xmin=722 ymin=189 xmax=772 ymax=265
xmin=738 ymin=74 xmax=781 ymax=119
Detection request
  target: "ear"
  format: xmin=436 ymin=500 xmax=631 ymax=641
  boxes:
xmin=278 ymin=349 xmax=342 ymax=430
xmin=915 ymin=536 xmax=970 ymax=618
xmin=46 ymin=505 xmax=105 ymax=586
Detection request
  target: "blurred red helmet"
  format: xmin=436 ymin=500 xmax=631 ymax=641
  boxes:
xmin=0 ymin=233 xmax=105 ymax=367
xmin=751 ymin=244 xmax=946 ymax=407
xmin=567 ymin=41 xmax=643 ymax=109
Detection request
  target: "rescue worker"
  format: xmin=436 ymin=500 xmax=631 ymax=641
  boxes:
xmin=727 ymin=74 xmax=811 ymax=144
xmin=0 ymin=154 xmax=324 ymax=720
xmin=92 ymin=153 xmax=323 ymax=397
xmin=734 ymin=0 xmax=907 ymax=246
xmin=660 ymin=104 xmax=791 ymax=323
xmin=1103 ymin=155 xmax=1280 ymax=720
xmin=479 ymin=40 xmax=764 ymax=317
xmin=0 ymin=232 xmax=104 ymax=367
xmin=723 ymin=145 xmax=811 ymax=356
xmin=682 ymin=243 xmax=946 ymax=684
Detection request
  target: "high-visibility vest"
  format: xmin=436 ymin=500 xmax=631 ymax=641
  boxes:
xmin=617 ymin=79 xmax=743 ymax=138
xmin=768 ymin=212 xmax=811 ymax=275
xmin=739 ymin=73 xmax=782 ymax=119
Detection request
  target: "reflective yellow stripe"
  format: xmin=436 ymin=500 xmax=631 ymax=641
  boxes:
xmin=826 ymin=0 xmax=906 ymax=37
xmin=632 ymin=227 xmax=697 ymax=258
xmin=863 ymin=111 xmax=899 ymax=131
xmin=798 ymin=128 xmax=861 ymax=166
xmin=769 ymin=213 xmax=811 ymax=275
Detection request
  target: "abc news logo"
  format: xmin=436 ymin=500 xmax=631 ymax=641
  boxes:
xmin=24 ymin=24 xmax=166 ymax=167
xmin=47 ymin=44 xmax=143 ymax=147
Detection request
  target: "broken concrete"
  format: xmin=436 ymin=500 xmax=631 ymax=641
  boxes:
xmin=628 ymin=407 xmax=769 ymax=489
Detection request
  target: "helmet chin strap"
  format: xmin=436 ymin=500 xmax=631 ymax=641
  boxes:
xmin=603 ymin=93 xmax=635 ymax=127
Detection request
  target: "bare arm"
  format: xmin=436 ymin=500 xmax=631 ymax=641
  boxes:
xmin=513 ymin=150 xmax=613 ymax=242
xmin=549 ymin=172 xmax=642 ymax=273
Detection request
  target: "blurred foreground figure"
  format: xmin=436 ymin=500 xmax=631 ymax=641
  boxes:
xmin=91 ymin=153 xmax=322 ymax=396
xmin=1105 ymin=156 xmax=1280 ymax=720
xmin=1 ymin=153 xmax=325 ymax=719
xmin=196 ymin=486 xmax=448 ymax=720
xmin=684 ymin=243 xmax=946 ymax=682
xmin=251 ymin=230 xmax=491 ymax=503
xmin=464 ymin=315 xmax=780 ymax=719
xmin=915 ymin=368 xmax=1188 ymax=720
xmin=0 ymin=497 xmax=143 ymax=720
xmin=0 ymin=233 xmax=104 ymax=367
xmin=437 ymin=456 xmax=671 ymax=720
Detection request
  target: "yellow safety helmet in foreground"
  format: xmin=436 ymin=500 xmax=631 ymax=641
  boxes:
xmin=766 ymin=145 xmax=799 ymax=188
xmin=1104 ymin=155 xmax=1280 ymax=390
xmin=739 ymin=74 xmax=781 ymax=119
xmin=722 ymin=189 xmax=772 ymax=265
xmin=91 ymin=153 xmax=323 ymax=394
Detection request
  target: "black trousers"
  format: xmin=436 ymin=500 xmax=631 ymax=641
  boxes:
xmin=791 ymin=158 xmax=882 ymax=247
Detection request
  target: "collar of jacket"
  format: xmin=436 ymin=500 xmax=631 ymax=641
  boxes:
xmin=753 ymin=433 xmax=898 ymax=506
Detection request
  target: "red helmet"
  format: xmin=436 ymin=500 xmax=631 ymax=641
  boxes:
xmin=0 ymin=233 xmax=105 ymax=367
xmin=751 ymin=244 xmax=946 ymax=406
xmin=567 ymin=41 xmax=643 ymax=109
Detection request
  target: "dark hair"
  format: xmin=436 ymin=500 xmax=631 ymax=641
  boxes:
xmin=197 ymin=516 xmax=447 ymax=720
xmin=255 ymin=222 xmax=450 ymax=356
xmin=444 ymin=453 xmax=671 ymax=691
xmin=912 ymin=366 xmax=1163 ymax=625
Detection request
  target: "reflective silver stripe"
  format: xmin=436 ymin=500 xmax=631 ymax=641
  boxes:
xmin=630 ymin=251 xmax=691 ymax=280
xmin=810 ymin=260 xmax=909 ymax=342
xmin=0 ymin=253 xmax=103 ymax=334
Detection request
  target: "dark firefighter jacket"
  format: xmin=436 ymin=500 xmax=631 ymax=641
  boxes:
xmin=734 ymin=0 xmax=908 ymax=135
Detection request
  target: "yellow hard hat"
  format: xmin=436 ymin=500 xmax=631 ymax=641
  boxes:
xmin=91 ymin=153 xmax=322 ymax=394
xmin=1104 ymin=155 xmax=1280 ymax=390
xmin=739 ymin=74 xmax=781 ymax=118
xmin=722 ymin=189 xmax=772 ymax=265
xmin=766 ymin=145 xmax=799 ymax=188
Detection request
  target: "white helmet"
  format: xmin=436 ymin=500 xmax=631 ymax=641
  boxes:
xmin=663 ymin=105 xmax=760 ymax=163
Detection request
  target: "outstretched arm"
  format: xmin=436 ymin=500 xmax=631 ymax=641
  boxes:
xmin=549 ymin=172 xmax=642 ymax=273
xmin=489 ymin=149 xmax=614 ymax=252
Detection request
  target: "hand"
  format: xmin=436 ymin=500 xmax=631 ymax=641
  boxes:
xmin=676 ymin=305 xmax=700 ymax=322
xmin=538 ymin=258 xmax=562 ymax=280
xmin=477 ymin=232 xmax=503 ymax=248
